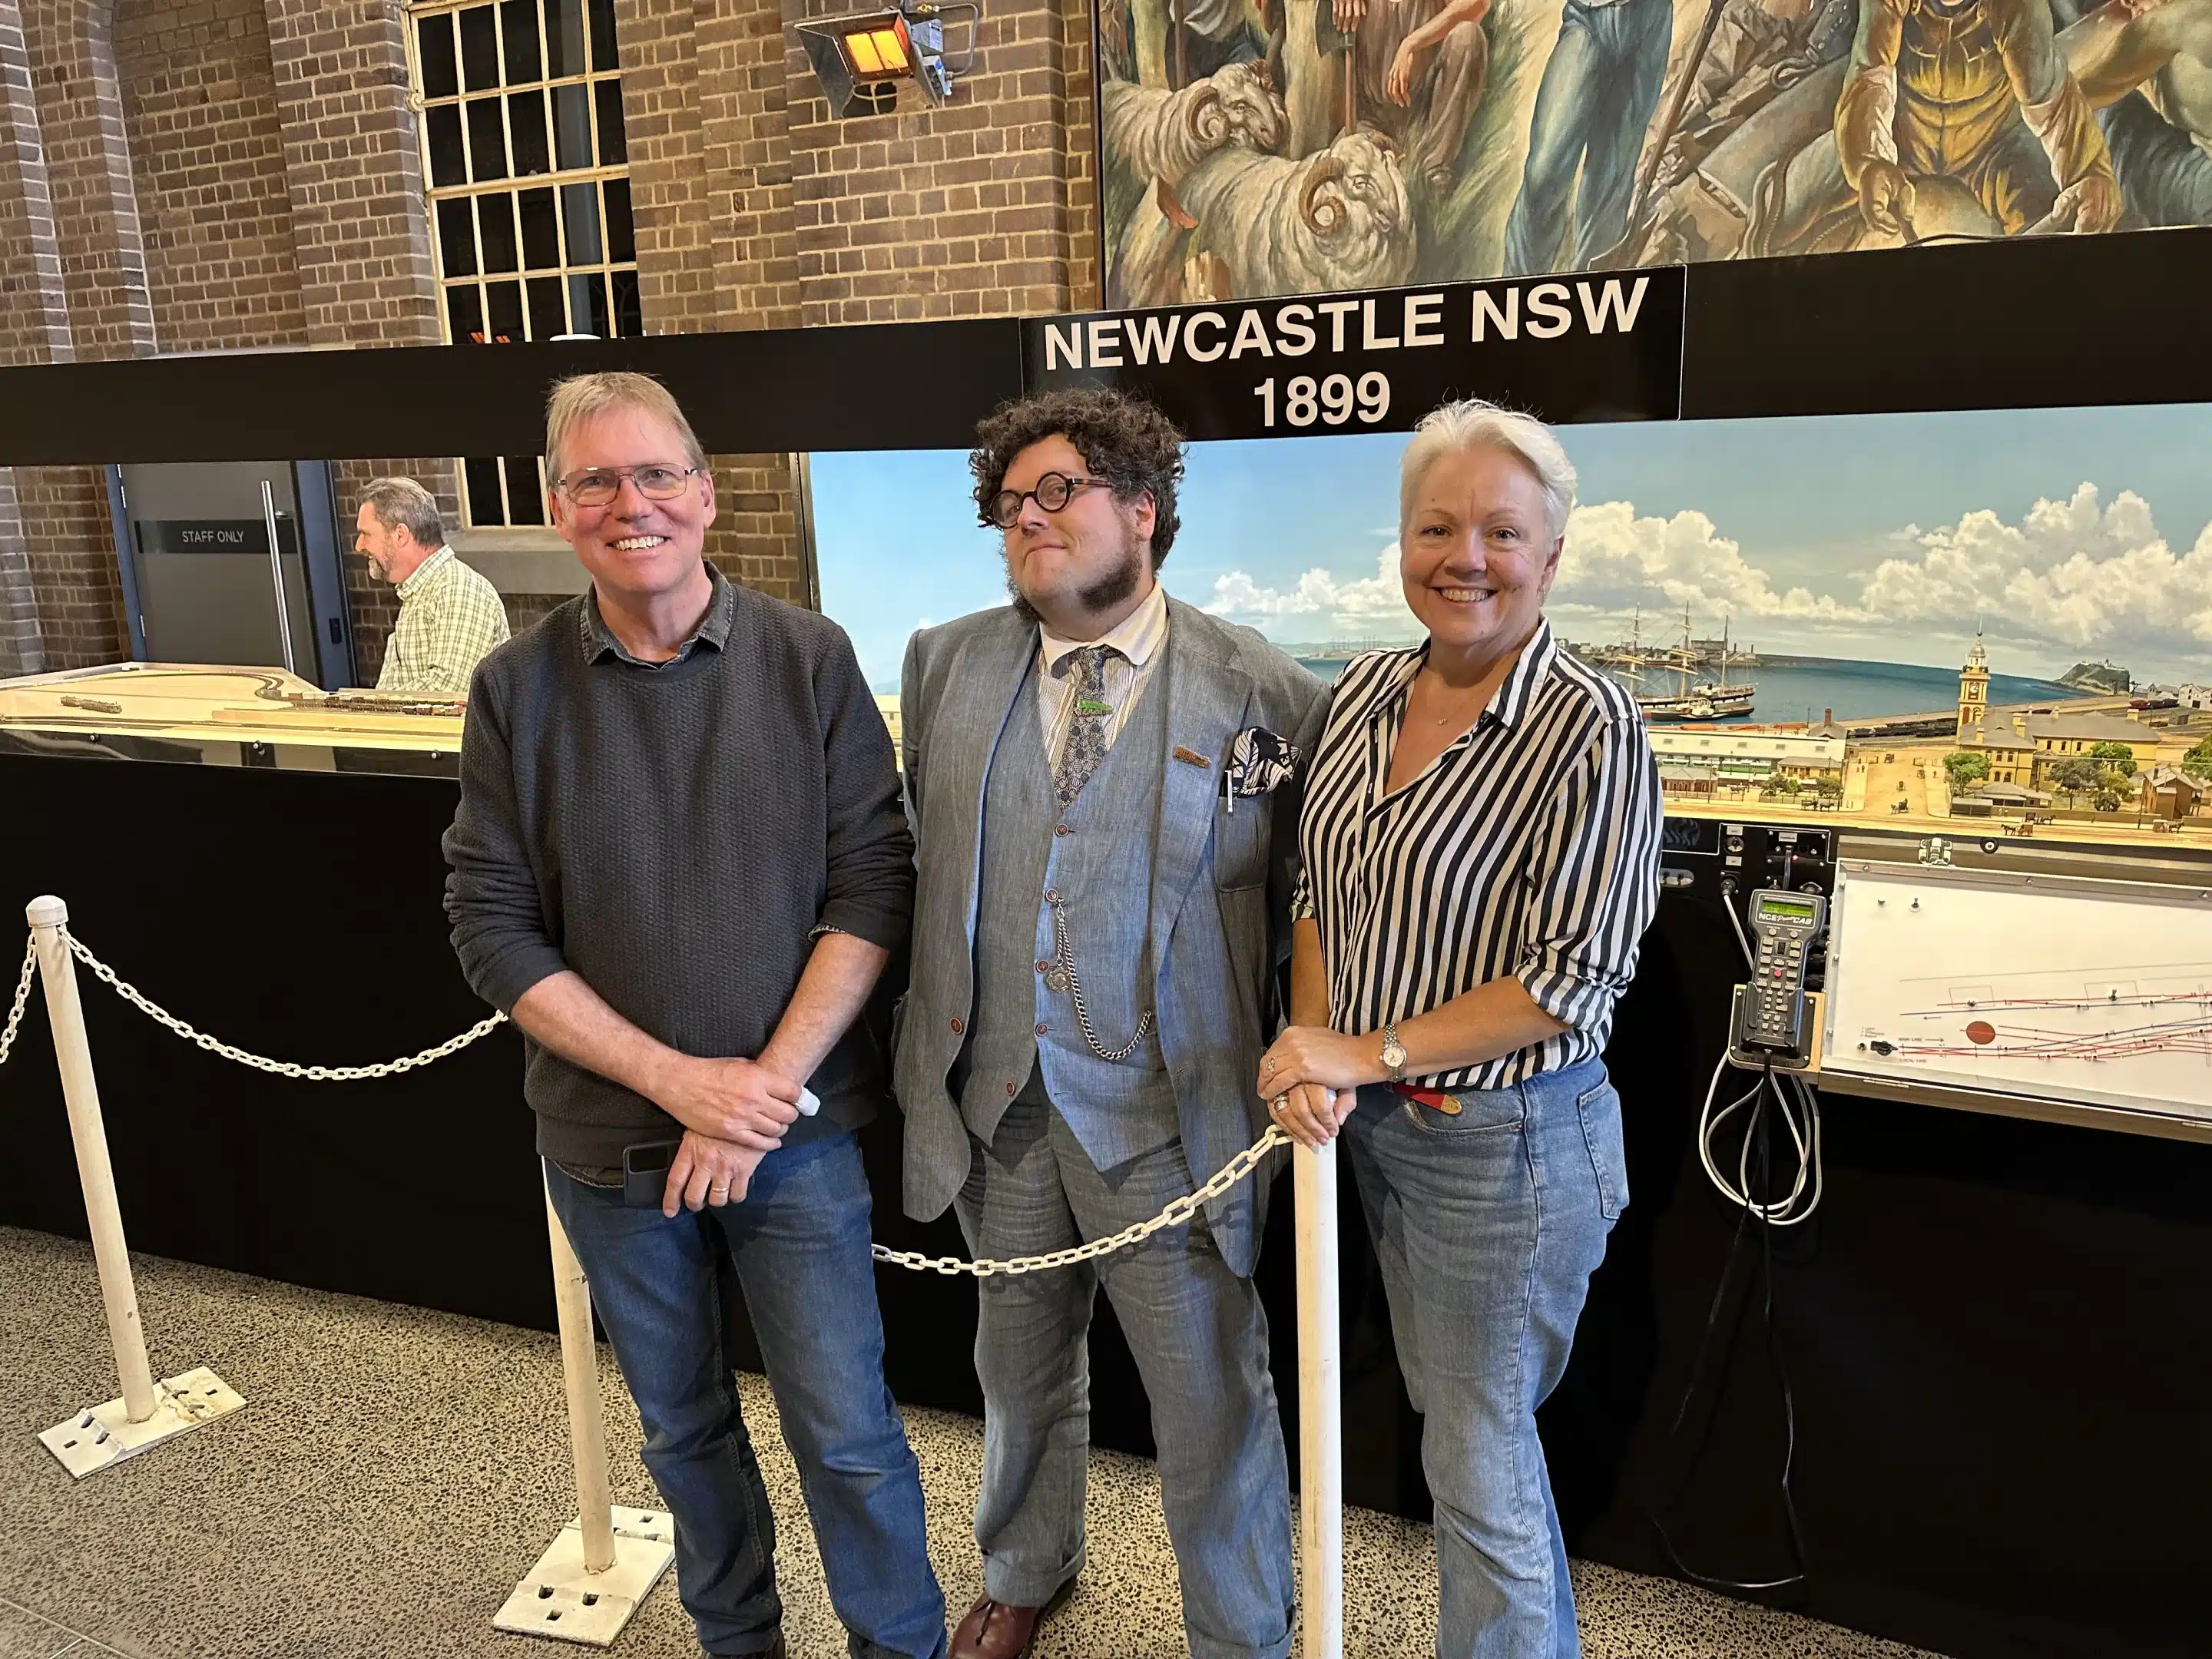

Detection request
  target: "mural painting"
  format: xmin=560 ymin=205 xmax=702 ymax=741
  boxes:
xmin=1094 ymin=0 xmax=2212 ymax=306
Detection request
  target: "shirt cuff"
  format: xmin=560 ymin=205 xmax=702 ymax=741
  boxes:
xmin=1515 ymin=952 xmax=1618 ymax=1035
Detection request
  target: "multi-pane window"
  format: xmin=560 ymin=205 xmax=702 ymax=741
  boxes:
xmin=411 ymin=0 xmax=641 ymax=525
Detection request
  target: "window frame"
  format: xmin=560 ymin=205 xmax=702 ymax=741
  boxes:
xmin=404 ymin=0 xmax=641 ymax=529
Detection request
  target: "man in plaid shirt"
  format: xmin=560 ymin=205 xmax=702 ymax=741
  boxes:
xmin=354 ymin=476 xmax=510 ymax=697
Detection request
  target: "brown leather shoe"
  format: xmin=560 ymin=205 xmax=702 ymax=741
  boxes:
xmin=949 ymin=1578 xmax=1074 ymax=1659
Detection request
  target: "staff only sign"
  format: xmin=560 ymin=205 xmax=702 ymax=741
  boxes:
xmin=1019 ymin=269 xmax=1686 ymax=441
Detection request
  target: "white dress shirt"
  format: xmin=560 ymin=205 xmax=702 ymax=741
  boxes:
xmin=1034 ymin=579 xmax=1171 ymax=770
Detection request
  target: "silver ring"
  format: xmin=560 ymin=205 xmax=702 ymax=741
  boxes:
xmin=1271 ymin=1093 xmax=1289 ymax=1112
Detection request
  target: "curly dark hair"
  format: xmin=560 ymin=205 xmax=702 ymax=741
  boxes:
xmin=969 ymin=388 xmax=1187 ymax=564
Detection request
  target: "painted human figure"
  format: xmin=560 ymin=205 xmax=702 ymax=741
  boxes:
xmin=2060 ymin=0 xmax=2212 ymax=223
xmin=1651 ymin=0 xmax=1856 ymax=190
xmin=1502 ymin=0 xmax=1676 ymax=273
xmin=1331 ymin=0 xmax=1494 ymax=190
xmin=1836 ymin=0 xmax=2123 ymax=233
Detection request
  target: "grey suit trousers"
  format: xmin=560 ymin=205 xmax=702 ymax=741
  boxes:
xmin=954 ymin=1084 xmax=1295 ymax=1659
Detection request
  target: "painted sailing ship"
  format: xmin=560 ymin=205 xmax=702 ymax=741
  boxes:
xmin=1634 ymin=611 xmax=1757 ymax=722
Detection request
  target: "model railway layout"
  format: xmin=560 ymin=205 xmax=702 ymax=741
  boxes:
xmin=0 ymin=663 xmax=465 ymax=762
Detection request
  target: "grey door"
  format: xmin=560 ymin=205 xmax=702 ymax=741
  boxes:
xmin=114 ymin=462 xmax=350 ymax=688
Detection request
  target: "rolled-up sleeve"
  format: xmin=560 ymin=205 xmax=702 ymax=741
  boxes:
xmin=817 ymin=625 xmax=916 ymax=952
xmin=1515 ymin=710 xmax=1662 ymax=1032
xmin=442 ymin=670 xmax=567 ymax=1012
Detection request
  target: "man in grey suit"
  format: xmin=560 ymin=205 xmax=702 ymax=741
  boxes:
xmin=896 ymin=389 xmax=1329 ymax=1659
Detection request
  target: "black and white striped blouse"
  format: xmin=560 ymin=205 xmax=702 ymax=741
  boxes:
xmin=1294 ymin=618 xmax=1663 ymax=1090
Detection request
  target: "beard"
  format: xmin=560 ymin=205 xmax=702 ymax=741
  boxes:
xmin=1006 ymin=525 xmax=1147 ymax=627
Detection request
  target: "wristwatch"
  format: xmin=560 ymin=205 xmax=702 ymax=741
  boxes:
xmin=1379 ymin=1024 xmax=1408 ymax=1083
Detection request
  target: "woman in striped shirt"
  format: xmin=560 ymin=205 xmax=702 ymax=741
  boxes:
xmin=1257 ymin=399 xmax=1661 ymax=1659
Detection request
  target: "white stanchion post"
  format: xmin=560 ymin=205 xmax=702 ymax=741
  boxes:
xmin=495 ymin=1186 xmax=674 ymax=1646
xmin=551 ymin=1187 xmax=618 ymax=1574
xmin=28 ymin=896 xmax=246 ymax=1479
xmin=1295 ymin=1134 xmax=1344 ymax=1659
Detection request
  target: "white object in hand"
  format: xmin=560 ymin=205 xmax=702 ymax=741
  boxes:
xmin=798 ymin=1087 xmax=820 ymax=1118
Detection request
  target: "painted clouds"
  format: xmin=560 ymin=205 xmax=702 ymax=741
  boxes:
xmin=1203 ymin=484 xmax=2212 ymax=674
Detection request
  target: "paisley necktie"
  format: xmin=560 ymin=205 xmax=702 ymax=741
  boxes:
xmin=1053 ymin=644 xmax=1118 ymax=808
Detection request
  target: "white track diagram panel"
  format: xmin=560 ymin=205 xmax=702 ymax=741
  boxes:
xmin=1823 ymin=862 xmax=2212 ymax=1121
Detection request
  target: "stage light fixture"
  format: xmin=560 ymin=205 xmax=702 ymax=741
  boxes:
xmin=796 ymin=1 xmax=977 ymax=117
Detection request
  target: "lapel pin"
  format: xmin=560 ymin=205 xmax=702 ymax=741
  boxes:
xmin=1173 ymin=746 xmax=1211 ymax=769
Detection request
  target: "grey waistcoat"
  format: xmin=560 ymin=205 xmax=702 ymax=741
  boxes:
xmin=958 ymin=644 xmax=1181 ymax=1170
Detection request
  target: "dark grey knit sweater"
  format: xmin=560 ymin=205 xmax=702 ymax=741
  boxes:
xmin=442 ymin=569 xmax=913 ymax=1171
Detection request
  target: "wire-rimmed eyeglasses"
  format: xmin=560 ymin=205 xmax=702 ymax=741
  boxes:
xmin=555 ymin=464 xmax=706 ymax=508
xmin=986 ymin=472 xmax=1109 ymax=529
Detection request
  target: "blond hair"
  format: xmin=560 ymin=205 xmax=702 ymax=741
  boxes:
xmin=544 ymin=372 xmax=709 ymax=483
xmin=1399 ymin=398 xmax=1578 ymax=542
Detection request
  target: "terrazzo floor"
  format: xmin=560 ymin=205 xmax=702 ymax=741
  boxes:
xmin=0 ymin=1225 xmax=1943 ymax=1659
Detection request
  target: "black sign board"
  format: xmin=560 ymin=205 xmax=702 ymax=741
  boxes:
xmin=1018 ymin=269 xmax=1687 ymax=441
xmin=134 ymin=518 xmax=296 ymax=557
xmin=0 ymin=320 xmax=1026 ymax=466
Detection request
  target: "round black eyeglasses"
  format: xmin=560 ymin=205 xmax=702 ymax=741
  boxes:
xmin=986 ymin=472 xmax=1108 ymax=528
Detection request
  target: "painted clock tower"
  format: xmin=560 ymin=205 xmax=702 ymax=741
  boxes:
xmin=1958 ymin=631 xmax=1990 ymax=741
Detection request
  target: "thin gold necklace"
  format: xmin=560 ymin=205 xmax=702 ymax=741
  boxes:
xmin=1419 ymin=674 xmax=1489 ymax=726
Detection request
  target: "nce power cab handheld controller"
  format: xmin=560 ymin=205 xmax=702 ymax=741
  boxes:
xmin=1729 ymin=888 xmax=1826 ymax=1068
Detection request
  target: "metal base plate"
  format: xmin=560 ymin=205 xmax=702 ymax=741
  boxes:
xmin=38 ymin=1366 xmax=247 ymax=1479
xmin=494 ymin=1506 xmax=677 ymax=1647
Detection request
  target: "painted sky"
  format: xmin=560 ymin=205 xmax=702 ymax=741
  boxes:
xmin=812 ymin=404 xmax=2212 ymax=690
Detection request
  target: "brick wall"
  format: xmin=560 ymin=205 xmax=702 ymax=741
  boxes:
xmin=0 ymin=0 xmax=1129 ymax=674
xmin=263 ymin=0 xmax=439 ymax=346
xmin=0 ymin=0 xmax=68 ymax=674
xmin=780 ymin=0 xmax=1094 ymax=325
xmin=612 ymin=0 xmax=721 ymax=332
xmin=704 ymin=452 xmax=804 ymax=603
xmin=114 ymin=0 xmax=306 ymax=352
xmin=0 ymin=0 xmax=72 ymax=365
xmin=15 ymin=464 xmax=124 ymax=667
xmin=700 ymin=0 xmax=798 ymax=328
xmin=22 ymin=0 xmax=157 ymax=359
xmin=0 ymin=469 xmax=44 ymax=676
xmin=9 ymin=0 xmax=153 ymax=673
xmin=1058 ymin=0 xmax=1097 ymax=310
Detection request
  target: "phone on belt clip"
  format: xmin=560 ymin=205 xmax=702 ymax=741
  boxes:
xmin=618 ymin=1088 xmax=823 ymax=1207
xmin=622 ymin=1139 xmax=680 ymax=1207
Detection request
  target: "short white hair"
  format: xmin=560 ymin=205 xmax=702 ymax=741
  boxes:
xmin=1399 ymin=399 xmax=1578 ymax=542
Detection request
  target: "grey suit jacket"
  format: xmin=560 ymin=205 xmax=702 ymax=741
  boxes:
xmin=894 ymin=594 xmax=1330 ymax=1277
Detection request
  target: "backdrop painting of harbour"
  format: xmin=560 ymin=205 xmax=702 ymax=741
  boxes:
xmin=814 ymin=400 xmax=2212 ymax=710
xmin=1284 ymin=647 xmax=2075 ymax=727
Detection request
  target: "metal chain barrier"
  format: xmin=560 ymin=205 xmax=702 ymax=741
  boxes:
xmin=21 ymin=920 xmax=1284 ymax=1281
xmin=0 ymin=935 xmax=34 ymax=1069
xmin=871 ymin=1123 xmax=1290 ymax=1277
xmin=59 ymin=926 xmax=505 ymax=1081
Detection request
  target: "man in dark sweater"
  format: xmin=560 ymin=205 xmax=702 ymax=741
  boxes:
xmin=444 ymin=372 xmax=945 ymax=1659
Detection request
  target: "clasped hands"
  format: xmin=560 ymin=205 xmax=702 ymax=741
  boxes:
xmin=647 ymin=1052 xmax=806 ymax=1217
xmin=1257 ymin=1025 xmax=1379 ymax=1149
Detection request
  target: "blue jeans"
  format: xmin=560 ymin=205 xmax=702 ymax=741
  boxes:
xmin=546 ymin=1135 xmax=947 ymax=1659
xmin=1339 ymin=1060 xmax=1626 ymax=1659
xmin=1502 ymin=0 xmax=1673 ymax=274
